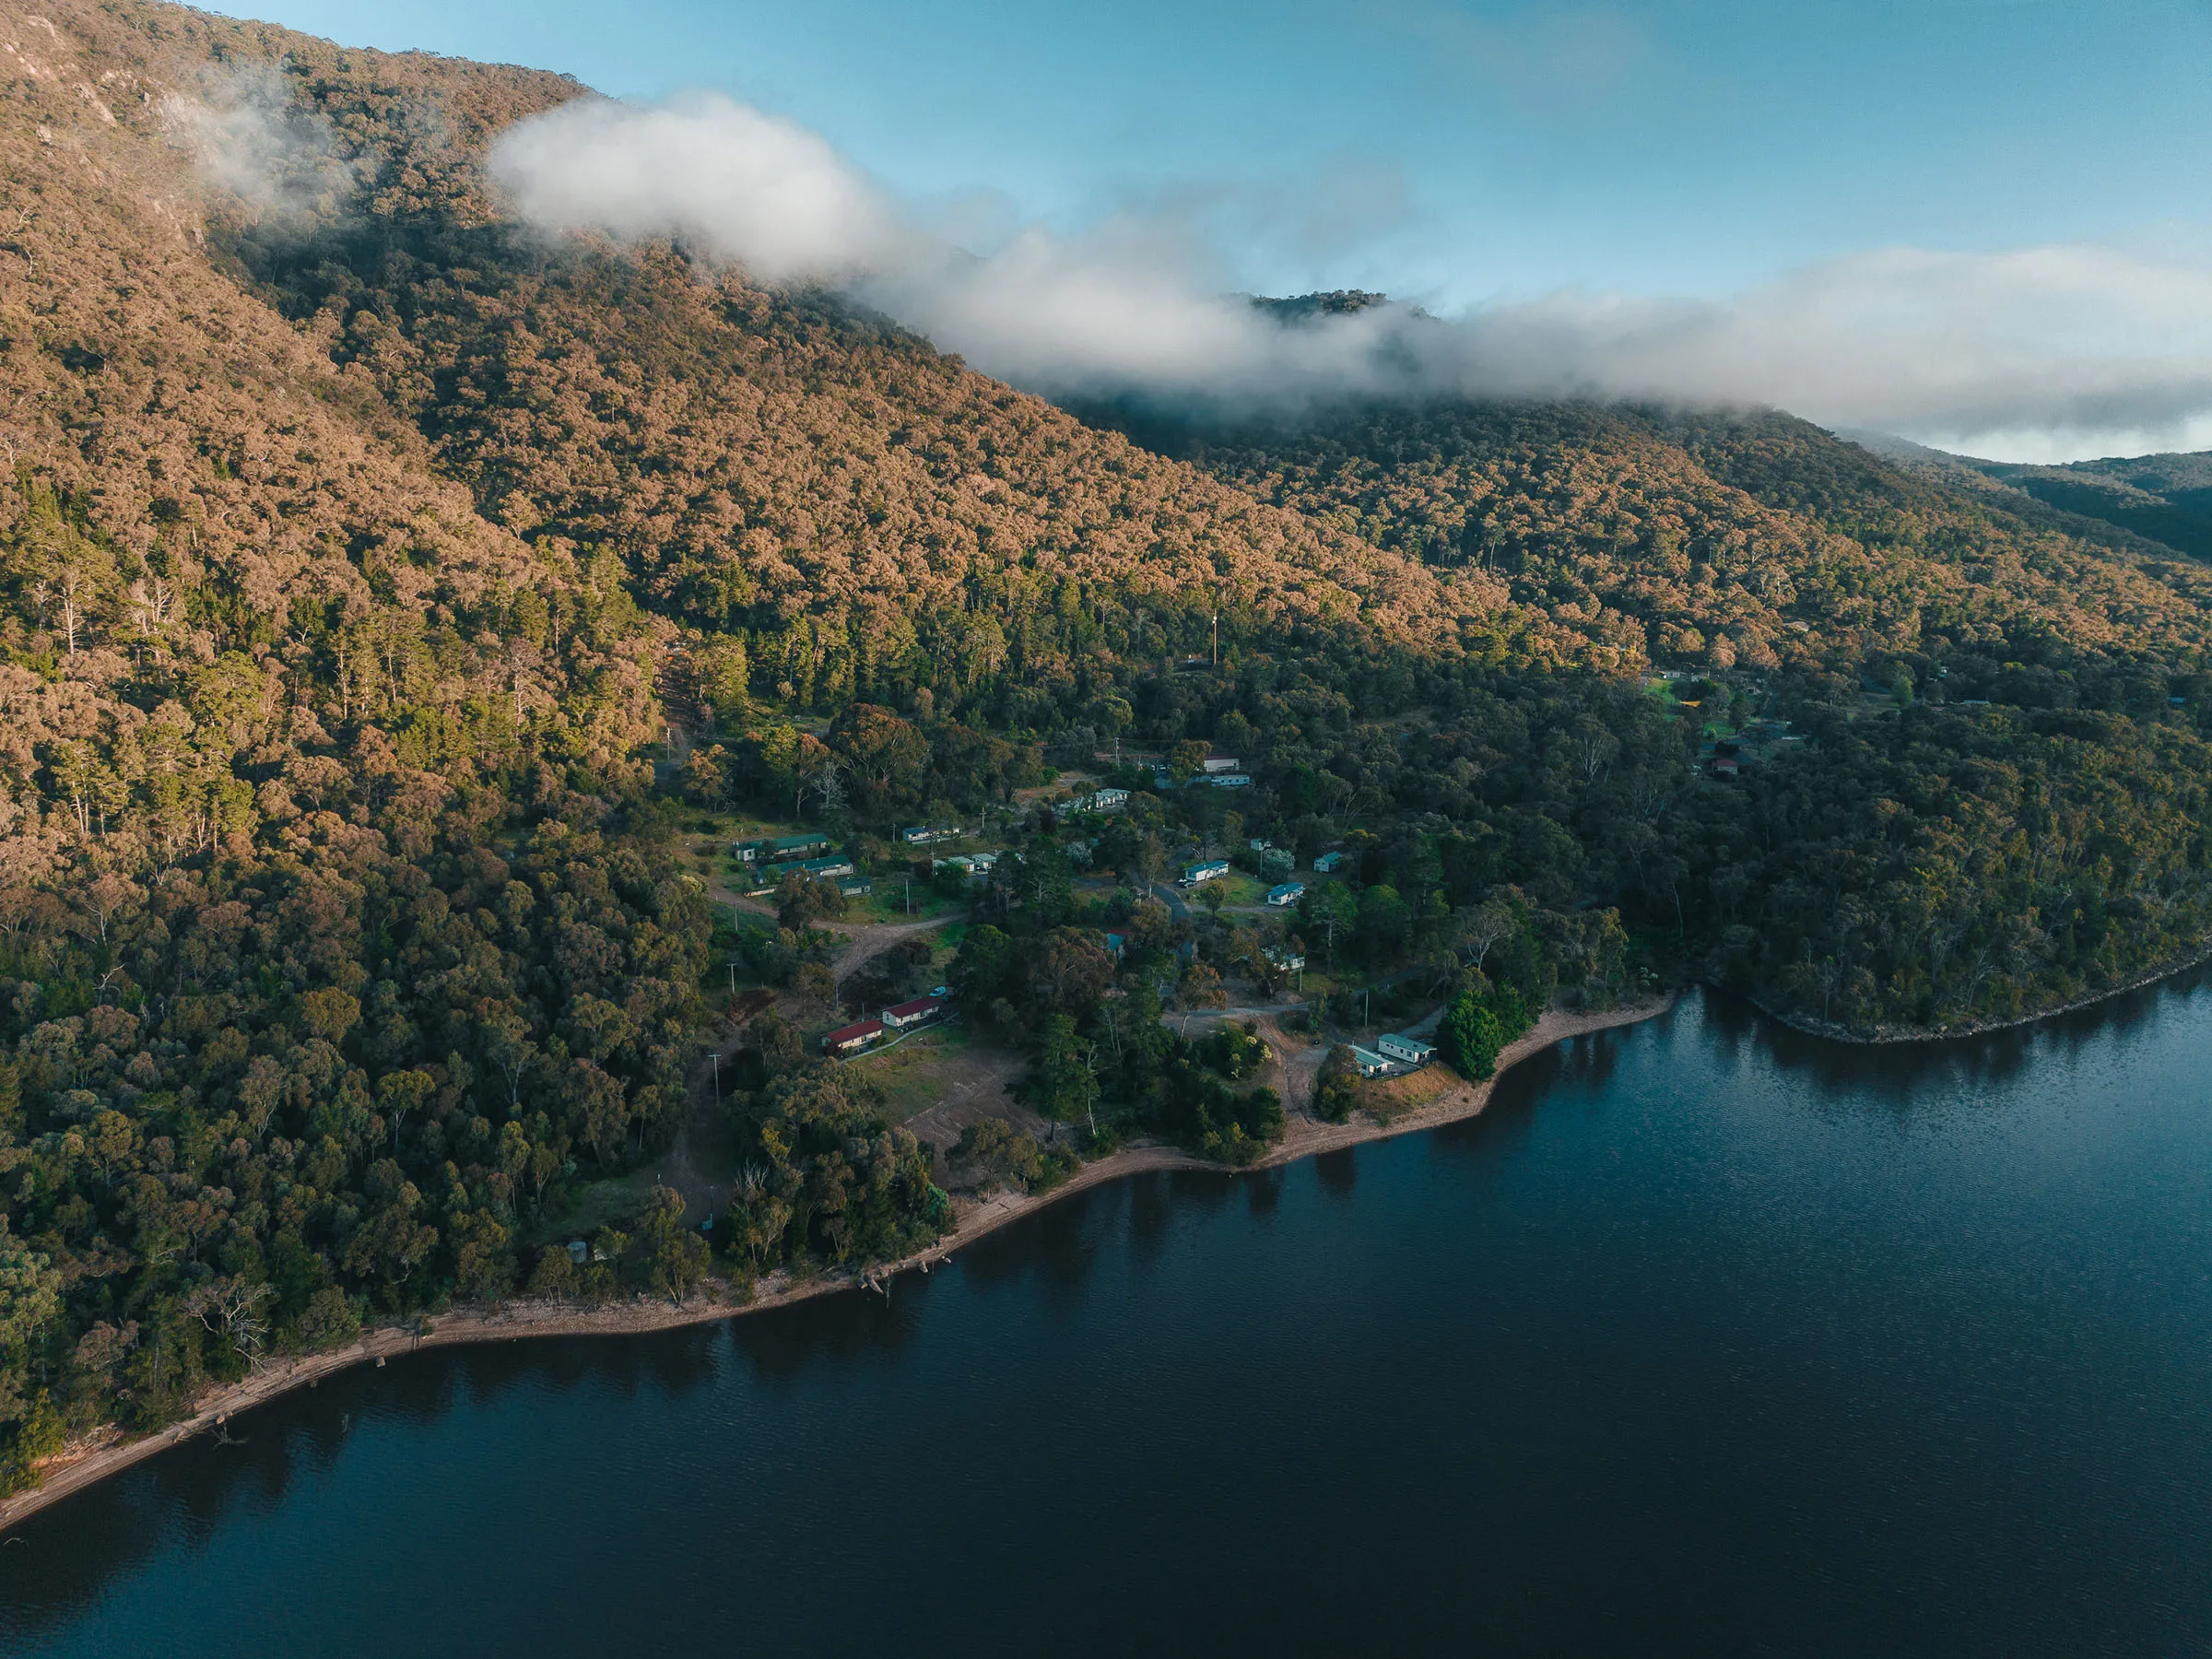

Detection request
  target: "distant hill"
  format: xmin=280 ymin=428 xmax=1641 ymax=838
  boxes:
xmin=1086 ymin=382 xmax=2212 ymax=700
xmin=1842 ymin=429 xmax=2212 ymax=561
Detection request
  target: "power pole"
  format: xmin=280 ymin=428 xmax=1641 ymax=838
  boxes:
xmin=710 ymin=1051 xmax=721 ymax=1108
xmin=1211 ymin=610 xmax=1219 ymax=667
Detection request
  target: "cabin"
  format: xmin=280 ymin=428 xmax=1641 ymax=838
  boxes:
xmin=837 ymin=877 xmax=874 ymax=897
xmin=757 ymin=851 xmax=857 ymax=885
xmin=1347 ymin=1045 xmax=1392 ymax=1078
xmin=1084 ymin=788 xmax=1131 ymax=812
xmin=824 ymin=1018 xmax=885 ymax=1056
xmin=900 ymin=825 xmax=962 ymax=845
xmin=880 ymin=994 xmax=947 ymax=1031
xmin=1182 ymin=860 xmax=1231 ymax=887
xmin=1377 ymin=1033 xmax=1435 ymax=1067
xmin=1102 ymin=932 xmax=1127 ymax=959
xmin=1266 ymin=881 xmax=1305 ymax=907
xmin=1202 ymin=755 xmax=1240 ymax=773
xmin=736 ymin=831 xmax=834 ymax=864
xmin=1265 ymin=945 xmax=1305 ymax=972
xmin=1205 ymin=772 xmax=1253 ymax=789
xmin=1312 ymin=851 xmax=1345 ymax=873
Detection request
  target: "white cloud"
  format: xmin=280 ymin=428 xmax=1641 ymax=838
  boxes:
xmin=487 ymin=91 xmax=2212 ymax=462
xmin=163 ymin=67 xmax=362 ymax=222
xmin=488 ymin=93 xmax=912 ymax=283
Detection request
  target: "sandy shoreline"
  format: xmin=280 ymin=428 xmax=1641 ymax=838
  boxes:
xmin=0 ymin=994 xmax=1675 ymax=1534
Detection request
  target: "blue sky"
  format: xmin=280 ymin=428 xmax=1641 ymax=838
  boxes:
xmin=206 ymin=0 xmax=2212 ymax=457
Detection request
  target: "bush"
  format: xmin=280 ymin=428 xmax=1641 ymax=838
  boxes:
xmin=1313 ymin=1045 xmax=1361 ymax=1124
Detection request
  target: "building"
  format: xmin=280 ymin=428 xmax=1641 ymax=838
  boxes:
xmin=736 ymin=831 xmax=834 ymax=864
xmin=1266 ymin=881 xmax=1305 ymax=907
xmin=1202 ymin=755 xmax=1240 ymax=773
xmin=824 ymin=1018 xmax=885 ymax=1056
xmin=756 ymin=851 xmax=857 ymax=885
xmin=880 ymin=994 xmax=947 ymax=1031
xmin=1264 ymin=945 xmax=1304 ymax=972
xmin=1102 ymin=932 xmax=1127 ymax=959
xmin=1312 ymin=851 xmax=1344 ymax=873
xmin=1182 ymin=860 xmax=1231 ymax=886
xmin=837 ymin=877 xmax=874 ymax=897
xmin=1205 ymin=772 xmax=1253 ymax=789
xmin=900 ymin=825 xmax=962 ymax=845
xmin=1083 ymin=788 xmax=1131 ymax=812
xmin=1347 ymin=1045 xmax=1392 ymax=1078
xmin=1377 ymin=1033 xmax=1435 ymax=1067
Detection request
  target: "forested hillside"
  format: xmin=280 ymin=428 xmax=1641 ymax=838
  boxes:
xmin=6 ymin=0 xmax=2212 ymax=1498
xmin=1105 ymin=394 xmax=2212 ymax=702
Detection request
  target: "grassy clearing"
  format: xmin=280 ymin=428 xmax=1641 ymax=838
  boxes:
xmin=531 ymin=1168 xmax=656 ymax=1246
xmin=853 ymin=884 xmax=961 ymax=924
xmin=849 ymin=1025 xmax=978 ymax=1120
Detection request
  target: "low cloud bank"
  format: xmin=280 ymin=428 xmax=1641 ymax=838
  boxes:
xmin=488 ymin=92 xmax=2212 ymax=461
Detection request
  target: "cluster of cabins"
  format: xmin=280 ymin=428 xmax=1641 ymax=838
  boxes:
xmin=1152 ymin=755 xmax=1252 ymax=791
xmin=824 ymin=990 xmax=954 ymax=1056
xmin=735 ymin=832 xmax=873 ymax=897
xmin=1345 ymin=1031 xmax=1436 ymax=1078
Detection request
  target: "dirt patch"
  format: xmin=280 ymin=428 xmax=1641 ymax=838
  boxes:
xmin=875 ymin=1034 xmax=1037 ymax=1157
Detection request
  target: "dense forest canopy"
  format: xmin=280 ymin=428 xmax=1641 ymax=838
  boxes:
xmin=4 ymin=0 xmax=2212 ymax=1497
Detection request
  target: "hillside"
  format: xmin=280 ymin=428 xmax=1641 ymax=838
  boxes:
xmin=1844 ymin=429 xmax=2212 ymax=563
xmin=6 ymin=0 xmax=2212 ymax=1501
xmin=1098 ymin=394 xmax=2212 ymax=706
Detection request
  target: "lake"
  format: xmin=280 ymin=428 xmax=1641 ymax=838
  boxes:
xmin=5 ymin=987 xmax=2210 ymax=1656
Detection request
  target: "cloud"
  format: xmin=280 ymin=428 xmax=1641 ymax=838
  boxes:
xmin=488 ymin=91 xmax=2212 ymax=461
xmin=162 ymin=67 xmax=362 ymax=224
xmin=488 ymin=93 xmax=912 ymax=283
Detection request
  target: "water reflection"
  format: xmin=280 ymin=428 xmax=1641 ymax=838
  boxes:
xmin=1312 ymin=1149 xmax=1357 ymax=1197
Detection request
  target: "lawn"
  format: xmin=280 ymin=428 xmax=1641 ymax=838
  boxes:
xmin=851 ymin=882 xmax=962 ymax=924
xmin=1196 ymin=873 xmax=1273 ymax=910
xmin=847 ymin=1024 xmax=979 ymax=1119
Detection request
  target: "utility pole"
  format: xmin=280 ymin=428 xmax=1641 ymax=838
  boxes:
xmin=711 ymin=1052 xmax=721 ymax=1108
xmin=1211 ymin=609 xmax=1219 ymax=667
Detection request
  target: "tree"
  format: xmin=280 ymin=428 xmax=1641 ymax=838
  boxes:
xmin=1034 ymin=1014 xmax=1100 ymax=1135
xmin=639 ymin=1186 xmax=710 ymax=1304
xmin=1300 ymin=882 xmax=1357 ymax=965
xmin=776 ymin=872 xmax=848 ymax=931
xmin=1313 ymin=1045 xmax=1361 ymax=1124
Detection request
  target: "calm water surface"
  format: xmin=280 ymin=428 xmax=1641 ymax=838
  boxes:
xmin=5 ymin=989 xmax=2211 ymax=1656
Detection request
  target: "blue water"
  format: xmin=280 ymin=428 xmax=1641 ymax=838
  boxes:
xmin=5 ymin=989 xmax=2210 ymax=1656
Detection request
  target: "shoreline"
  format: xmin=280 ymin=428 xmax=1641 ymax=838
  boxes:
xmin=1751 ymin=945 xmax=2212 ymax=1046
xmin=0 ymin=994 xmax=1677 ymax=1533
